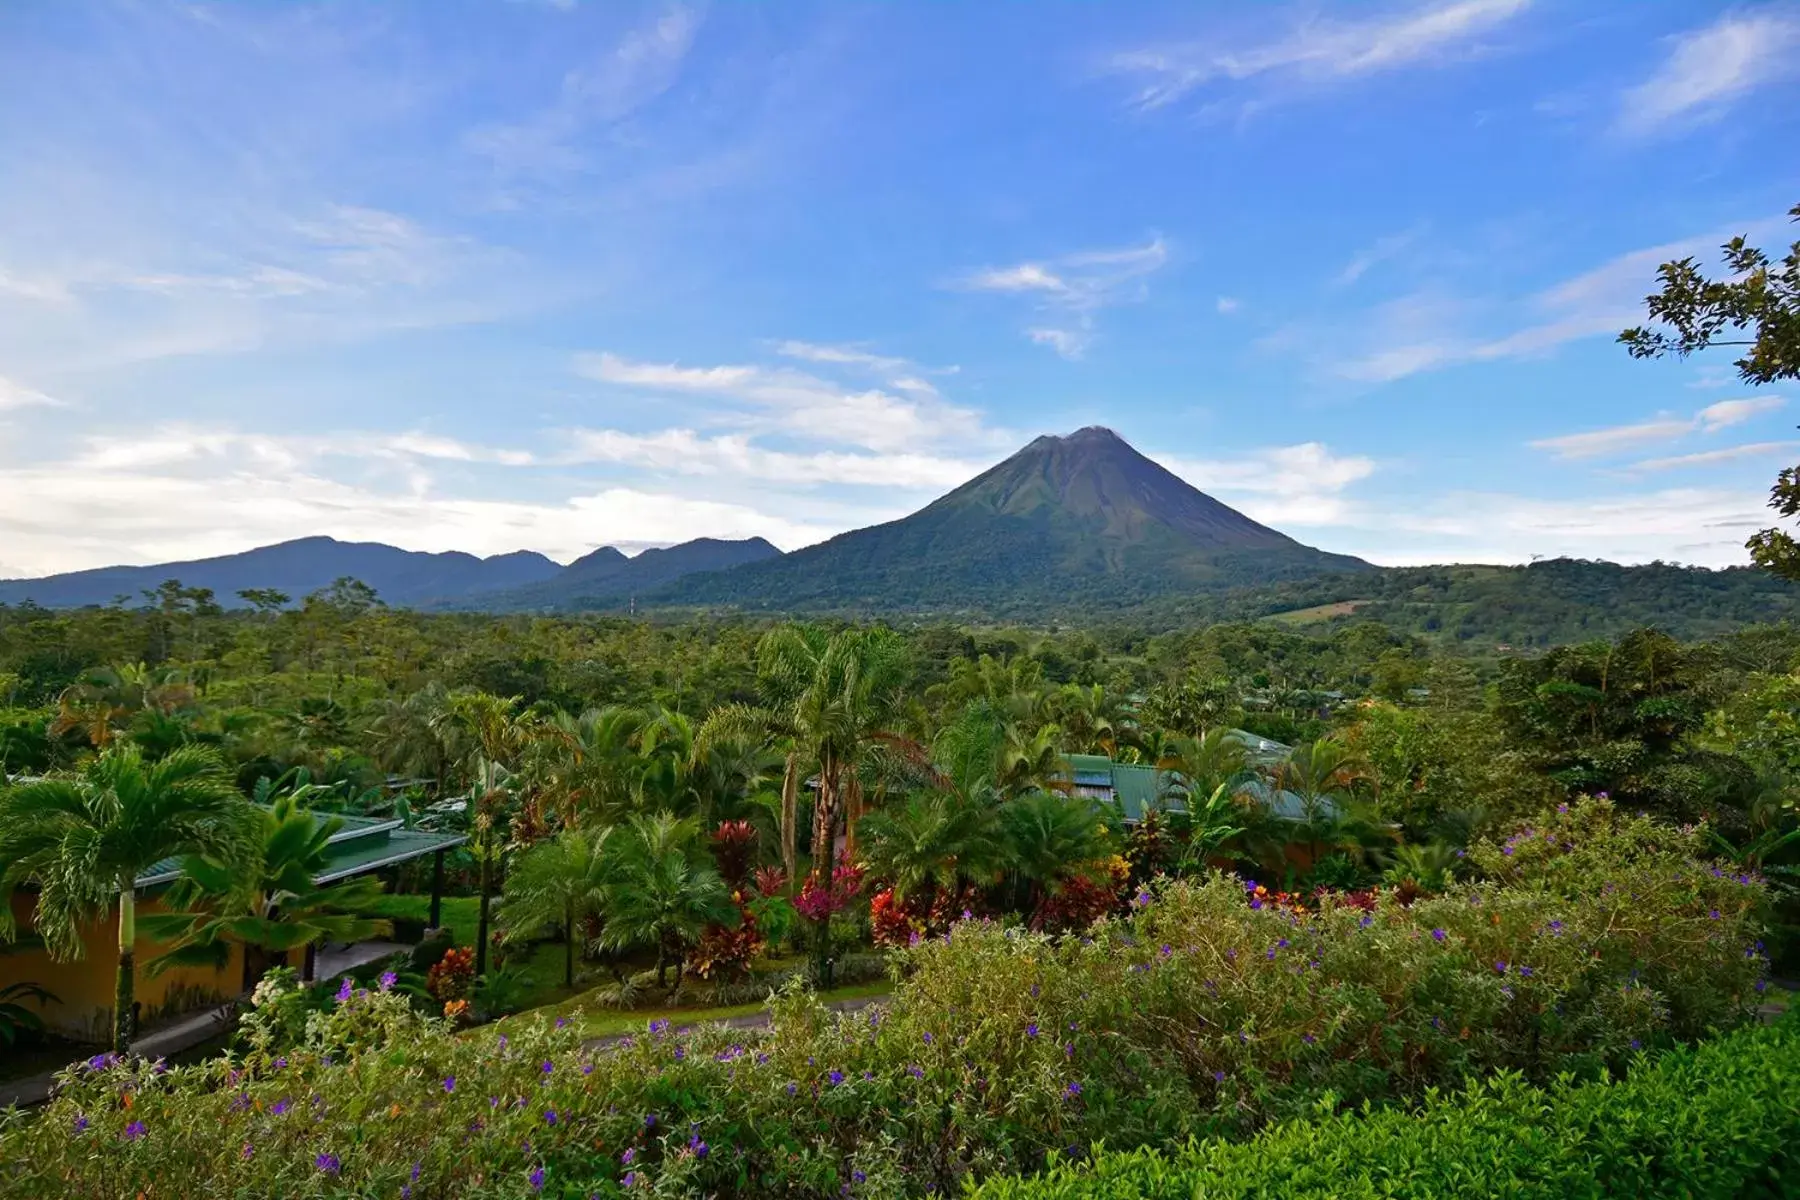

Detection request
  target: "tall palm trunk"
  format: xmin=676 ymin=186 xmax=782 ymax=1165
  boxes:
xmin=779 ymin=752 xmax=800 ymax=882
xmin=475 ymin=842 xmax=494 ymax=976
xmin=843 ymin=773 xmax=865 ymax=865
xmin=811 ymin=757 xmax=839 ymax=872
xmin=114 ymin=884 xmax=137 ymax=1055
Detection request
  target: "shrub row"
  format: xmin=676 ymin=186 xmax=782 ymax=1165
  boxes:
xmin=970 ymin=1012 xmax=1800 ymax=1199
xmin=0 ymin=801 xmax=1772 ymax=1199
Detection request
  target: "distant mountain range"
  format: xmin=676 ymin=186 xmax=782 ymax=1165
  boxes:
xmin=3 ymin=427 xmax=1793 ymax=636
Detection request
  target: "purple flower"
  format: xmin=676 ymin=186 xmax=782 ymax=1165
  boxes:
xmin=316 ymin=1153 xmax=341 ymax=1175
xmin=1548 ymin=920 xmax=1564 ymax=935
xmin=1064 ymin=1081 xmax=1083 ymax=1098
xmin=1025 ymin=1023 xmax=1039 ymax=1039
xmin=530 ymin=1166 xmax=546 ymax=1191
xmin=1710 ymin=909 xmax=1722 ymax=920
xmin=1212 ymin=1070 xmax=1225 ymax=1082
xmin=72 ymin=1114 xmax=88 ymax=1134
xmin=649 ymin=1019 xmax=669 ymax=1036
xmin=378 ymin=970 xmax=397 ymax=992
xmin=275 ymin=1056 xmax=287 ymax=1069
xmin=583 ymin=1062 xmax=595 ymax=1075
xmin=829 ymin=1070 xmax=845 ymax=1085
xmin=556 ymin=1017 xmax=569 ymax=1029
xmin=272 ymin=1099 xmax=291 ymax=1116
xmin=689 ymin=1134 xmax=709 ymax=1159
xmin=335 ymin=977 xmax=353 ymax=1003
xmin=1496 ymin=961 xmax=1508 ymax=974
xmin=545 ymin=1110 xmax=558 ymax=1126
xmin=123 ymin=1120 xmax=146 ymax=1141
xmin=1519 ymin=965 xmax=1534 ymax=978
xmin=1302 ymin=1033 xmax=1316 ymax=1044
xmin=922 ymin=1031 xmax=933 ymax=1044
xmin=854 ymin=1169 xmax=867 ymax=1183
xmin=622 ymin=1148 xmax=637 ymax=1165
xmin=907 ymin=1064 xmax=924 ymax=1079
xmin=443 ymin=1076 xmax=455 ymax=1093
xmin=242 ymin=1142 xmax=254 ymax=1160
xmin=623 ymin=1173 xmax=638 ymax=1187
xmin=542 ymin=1060 xmax=554 ymax=1075
xmin=786 ymin=1082 xmax=798 ymax=1096
xmin=1160 ymin=943 xmax=1173 ymax=958
xmin=1630 ymin=1038 xmax=1642 ymax=1050
xmin=1134 ymin=890 xmax=1152 ymax=907
xmin=85 ymin=1053 xmax=113 ymax=1071
xmin=1432 ymin=928 xmax=1446 ymax=942
xmin=643 ymin=1113 xmax=657 ymax=1128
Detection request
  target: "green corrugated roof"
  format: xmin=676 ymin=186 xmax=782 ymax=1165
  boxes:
xmin=1054 ymin=731 xmax=1339 ymax=825
xmin=136 ymin=807 xmax=464 ymax=889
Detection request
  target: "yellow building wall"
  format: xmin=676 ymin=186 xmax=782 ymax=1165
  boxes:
xmin=2 ymin=893 xmax=245 ymax=1044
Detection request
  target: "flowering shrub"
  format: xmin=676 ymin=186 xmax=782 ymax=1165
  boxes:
xmin=794 ymin=860 xmax=864 ymax=924
xmin=425 ymin=945 xmax=475 ymax=1004
xmin=687 ymin=901 xmax=762 ymax=981
xmin=1032 ymin=856 xmax=1128 ymax=933
xmin=0 ymin=802 xmax=1768 ymax=1200
xmin=751 ymin=864 xmax=787 ymax=898
xmin=868 ymin=887 xmax=914 ymax=947
xmin=710 ymin=820 xmax=758 ymax=890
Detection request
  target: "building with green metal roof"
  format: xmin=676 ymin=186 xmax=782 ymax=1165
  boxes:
xmin=1057 ymin=731 xmax=1338 ymax=825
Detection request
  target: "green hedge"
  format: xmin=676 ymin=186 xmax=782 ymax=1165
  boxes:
xmin=971 ymin=1013 xmax=1800 ymax=1200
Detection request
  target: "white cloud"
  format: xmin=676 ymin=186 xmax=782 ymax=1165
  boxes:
xmin=772 ymin=341 xmax=910 ymax=372
xmin=561 ymin=428 xmax=982 ymax=489
xmin=0 ymin=423 xmax=869 ymax=577
xmin=1529 ymin=418 xmax=1696 ymax=461
xmin=1107 ymin=0 xmax=1531 ymax=111
xmin=1215 ymin=296 xmax=1241 ymax=315
xmin=1697 ymin=395 xmax=1787 ymax=431
xmin=1336 ymin=220 xmax=1783 ymax=383
xmin=1157 ymin=442 xmax=1378 ymax=527
xmin=1618 ymin=8 xmax=1800 ymax=136
xmin=573 ymin=350 xmax=1002 ymax=453
xmin=1027 ymin=328 xmax=1089 ymax=360
xmin=1334 ymin=229 xmax=1421 ymax=287
xmin=464 ymin=6 xmax=700 ymax=176
xmin=0 ymin=377 xmax=63 ymax=411
xmin=1630 ymin=441 xmax=1800 ymax=472
xmin=959 ymin=237 xmax=1168 ymax=357
xmin=1531 ymin=396 xmax=1790 ymax=460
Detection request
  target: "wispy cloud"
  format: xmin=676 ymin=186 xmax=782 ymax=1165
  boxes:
xmin=0 ymin=377 xmax=64 ymax=412
xmin=464 ymin=6 xmax=700 ymax=177
xmin=1618 ymin=7 xmax=1800 ymax=136
xmin=1215 ymin=296 xmax=1242 ymax=315
xmin=1530 ymin=396 xmax=1788 ymax=460
xmin=1630 ymin=441 xmax=1800 ymax=472
xmin=1336 ymin=220 xmax=1781 ymax=383
xmin=1696 ymin=395 xmax=1787 ymax=431
xmin=1158 ymin=442 xmax=1377 ymax=527
xmin=957 ymin=237 xmax=1169 ymax=359
xmin=1106 ymin=0 xmax=1531 ymax=112
xmin=573 ymin=345 xmax=1010 ymax=454
xmin=1334 ymin=228 xmax=1422 ymax=287
xmin=561 ymin=428 xmax=982 ymax=489
xmin=1530 ymin=417 xmax=1696 ymax=461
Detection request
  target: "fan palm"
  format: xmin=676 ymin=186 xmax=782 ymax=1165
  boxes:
xmin=1271 ymin=736 xmax=1369 ymax=862
xmin=1001 ymin=790 xmax=1114 ymax=910
xmin=858 ymin=793 xmax=1007 ymax=903
xmin=139 ymin=792 xmax=391 ymax=985
xmin=0 ymin=746 xmax=256 ymax=1053
xmin=496 ymin=827 xmax=613 ymax=989
xmin=1157 ymin=728 xmax=1256 ymax=806
xmin=600 ymin=812 xmax=735 ymax=991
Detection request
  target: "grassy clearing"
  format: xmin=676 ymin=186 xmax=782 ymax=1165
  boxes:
xmin=1264 ymin=599 xmax=1369 ymax=625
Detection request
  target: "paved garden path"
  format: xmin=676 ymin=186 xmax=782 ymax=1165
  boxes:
xmin=584 ymin=993 xmax=887 ymax=1049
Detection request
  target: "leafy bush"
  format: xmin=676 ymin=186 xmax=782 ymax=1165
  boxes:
xmin=0 ymin=803 xmax=1769 ymax=1199
xmin=968 ymin=1014 xmax=1800 ymax=1199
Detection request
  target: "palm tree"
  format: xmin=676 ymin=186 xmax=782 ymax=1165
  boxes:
xmin=858 ymin=793 xmax=1007 ymax=904
xmin=531 ymin=705 xmax=647 ymax=826
xmin=1156 ymin=728 xmax=1255 ymax=807
xmin=1053 ymin=684 xmax=1120 ymax=756
xmin=496 ymin=827 xmax=613 ymax=989
xmin=0 ymin=746 xmax=255 ymax=1053
xmin=139 ymin=791 xmax=391 ymax=985
xmin=600 ymin=812 xmax=735 ymax=991
xmin=366 ymin=684 xmax=454 ymax=798
xmin=705 ymin=625 xmax=916 ymax=874
xmin=1270 ymin=736 xmax=1369 ymax=864
xmin=51 ymin=663 xmax=195 ymax=750
xmin=1000 ymin=790 xmax=1114 ymax=912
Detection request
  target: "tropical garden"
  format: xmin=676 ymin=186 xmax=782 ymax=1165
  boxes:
xmin=0 ymin=208 xmax=1797 ymax=1195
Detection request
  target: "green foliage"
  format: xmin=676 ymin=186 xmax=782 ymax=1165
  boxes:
xmin=968 ymin=1014 xmax=1800 ymax=1200
xmin=1619 ymin=200 xmax=1799 ymax=580
xmin=0 ymin=804 xmax=1767 ymax=1199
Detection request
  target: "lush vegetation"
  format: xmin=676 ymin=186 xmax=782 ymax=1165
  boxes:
xmin=969 ymin=1012 xmax=1800 ymax=1200
xmin=0 ymin=800 xmax=1771 ymax=1198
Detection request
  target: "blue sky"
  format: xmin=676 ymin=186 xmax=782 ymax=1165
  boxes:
xmin=2 ymin=0 xmax=1798 ymax=577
